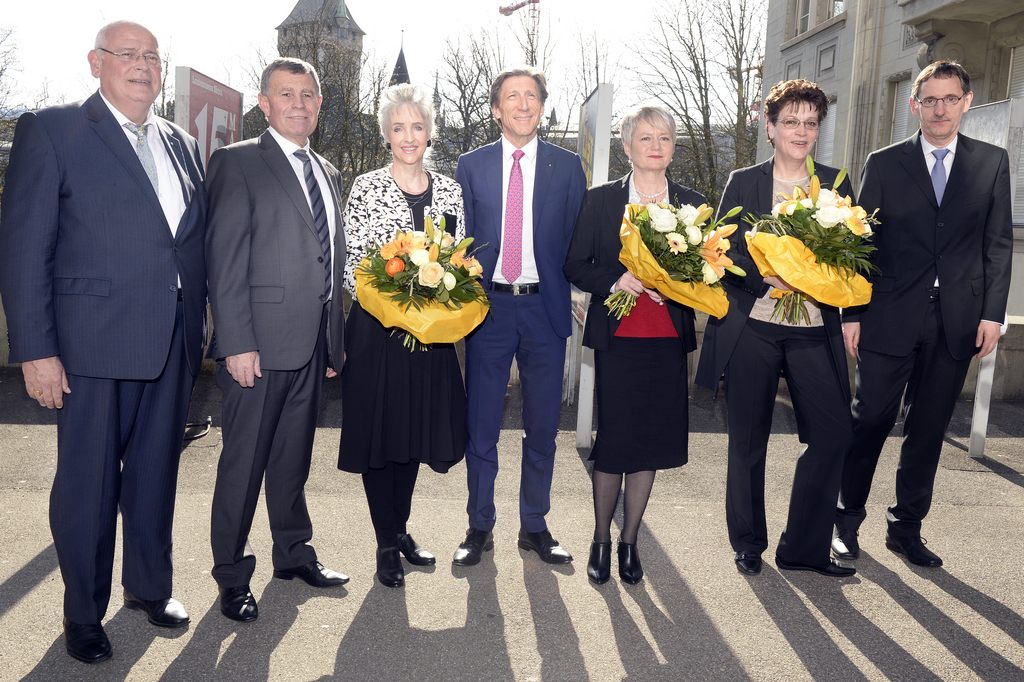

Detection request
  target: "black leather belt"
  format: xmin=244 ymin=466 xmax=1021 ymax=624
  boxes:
xmin=491 ymin=282 xmax=540 ymax=295
xmin=927 ymin=286 xmax=939 ymax=300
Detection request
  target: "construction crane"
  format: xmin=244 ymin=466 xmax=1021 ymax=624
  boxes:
xmin=499 ymin=0 xmax=541 ymax=66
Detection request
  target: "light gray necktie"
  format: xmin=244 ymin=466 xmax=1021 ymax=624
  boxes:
xmin=931 ymin=148 xmax=949 ymax=205
xmin=124 ymin=122 xmax=159 ymax=193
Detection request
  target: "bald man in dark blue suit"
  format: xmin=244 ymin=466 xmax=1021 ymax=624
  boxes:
xmin=0 ymin=21 xmax=206 ymax=664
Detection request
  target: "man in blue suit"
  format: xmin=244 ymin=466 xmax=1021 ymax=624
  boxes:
xmin=453 ymin=67 xmax=587 ymax=566
xmin=0 ymin=21 xmax=206 ymax=664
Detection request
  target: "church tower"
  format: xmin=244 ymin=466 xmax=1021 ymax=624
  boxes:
xmin=277 ymin=0 xmax=365 ymax=57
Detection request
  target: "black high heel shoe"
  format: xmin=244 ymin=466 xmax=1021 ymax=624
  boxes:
xmin=618 ymin=541 xmax=643 ymax=584
xmin=376 ymin=547 xmax=405 ymax=588
xmin=587 ymin=541 xmax=612 ymax=584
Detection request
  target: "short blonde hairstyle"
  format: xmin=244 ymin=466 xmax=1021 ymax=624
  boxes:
xmin=378 ymin=84 xmax=435 ymax=140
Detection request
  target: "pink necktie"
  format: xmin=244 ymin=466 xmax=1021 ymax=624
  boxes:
xmin=501 ymin=149 xmax=525 ymax=283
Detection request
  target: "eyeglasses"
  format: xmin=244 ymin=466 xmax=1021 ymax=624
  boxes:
xmin=915 ymin=94 xmax=965 ymax=108
xmin=776 ymin=119 xmax=819 ymax=130
xmin=97 ymin=48 xmax=161 ymax=67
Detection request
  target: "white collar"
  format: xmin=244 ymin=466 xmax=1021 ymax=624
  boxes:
xmin=99 ymin=90 xmax=157 ymax=129
xmin=501 ymin=134 xmax=539 ymax=160
xmin=920 ymin=133 xmax=958 ymax=158
xmin=267 ymin=125 xmax=311 ymax=157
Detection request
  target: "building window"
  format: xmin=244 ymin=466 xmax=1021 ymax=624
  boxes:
xmin=831 ymin=0 xmax=845 ymax=17
xmin=818 ymin=45 xmax=836 ymax=78
xmin=816 ymin=98 xmax=836 ymax=165
xmin=1008 ymin=46 xmax=1024 ymax=225
xmin=891 ymin=79 xmax=911 ymax=143
xmin=797 ymin=0 xmax=811 ymax=34
xmin=786 ymin=61 xmax=801 ymax=80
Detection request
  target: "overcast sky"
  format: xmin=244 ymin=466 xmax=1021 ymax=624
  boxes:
xmin=4 ymin=0 xmax=641 ymax=118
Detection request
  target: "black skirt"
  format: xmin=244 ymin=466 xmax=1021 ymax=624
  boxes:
xmin=591 ymin=336 xmax=689 ymax=473
xmin=338 ymin=302 xmax=467 ymax=474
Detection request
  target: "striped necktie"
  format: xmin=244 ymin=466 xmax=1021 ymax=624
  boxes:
xmin=293 ymin=150 xmax=332 ymax=300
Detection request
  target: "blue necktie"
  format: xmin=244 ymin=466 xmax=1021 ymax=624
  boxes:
xmin=931 ymin=148 xmax=950 ymax=205
xmin=293 ymin=150 xmax=332 ymax=300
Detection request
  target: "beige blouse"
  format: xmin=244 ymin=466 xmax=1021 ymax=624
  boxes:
xmin=748 ymin=175 xmax=824 ymax=327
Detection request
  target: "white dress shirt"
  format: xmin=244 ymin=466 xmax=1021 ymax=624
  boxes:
xmin=493 ymin=134 xmax=540 ymax=285
xmin=266 ymin=126 xmax=338 ymax=285
xmin=101 ymin=92 xmax=186 ymax=237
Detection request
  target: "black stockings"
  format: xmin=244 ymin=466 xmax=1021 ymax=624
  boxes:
xmin=592 ymin=469 xmax=656 ymax=544
xmin=362 ymin=461 xmax=420 ymax=549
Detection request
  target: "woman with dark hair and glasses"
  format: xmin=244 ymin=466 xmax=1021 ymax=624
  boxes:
xmin=695 ymin=79 xmax=857 ymax=578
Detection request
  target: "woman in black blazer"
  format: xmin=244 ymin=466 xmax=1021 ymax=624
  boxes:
xmin=694 ymin=79 xmax=856 ymax=578
xmin=564 ymin=105 xmax=704 ymax=585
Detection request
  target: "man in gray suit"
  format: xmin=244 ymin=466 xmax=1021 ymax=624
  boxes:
xmin=206 ymin=57 xmax=347 ymax=623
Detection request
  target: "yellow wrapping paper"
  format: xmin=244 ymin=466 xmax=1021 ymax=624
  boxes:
xmin=617 ymin=213 xmax=731 ymax=319
xmin=355 ymin=261 xmax=489 ymax=344
xmin=745 ymin=232 xmax=872 ymax=308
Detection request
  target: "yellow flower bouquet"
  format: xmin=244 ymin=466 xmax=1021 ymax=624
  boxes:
xmin=607 ymin=202 xmax=746 ymax=319
xmin=744 ymin=157 xmax=879 ymax=324
xmin=355 ymin=217 xmax=489 ymax=350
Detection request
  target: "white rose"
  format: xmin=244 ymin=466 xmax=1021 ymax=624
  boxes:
xmin=784 ymin=203 xmax=798 ymax=216
xmin=418 ymin=261 xmax=445 ymax=287
xmin=837 ymin=206 xmax=854 ymax=221
xmin=410 ymin=249 xmax=430 ymax=266
xmin=676 ymin=204 xmax=701 ymax=227
xmin=702 ymin=262 xmax=720 ymax=284
xmin=648 ymin=205 xmax=678 ymax=232
xmin=814 ymin=205 xmax=845 ymax=228
xmin=816 ymin=188 xmax=839 ymax=208
xmin=442 ymin=271 xmax=457 ymax=290
xmin=771 ymin=203 xmax=783 ymax=219
xmin=800 ymin=198 xmax=814 ymax=209
xmin=685 ymin=225 xmax=702 ymax=245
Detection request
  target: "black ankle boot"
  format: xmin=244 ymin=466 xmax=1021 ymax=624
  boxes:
xmin=618 ymin=541 xmax=643 ymax=584
xmin=587 ymin=542 xmax=612 ymax=584
xmin=376 ymin=547 xmax=404 ymax=588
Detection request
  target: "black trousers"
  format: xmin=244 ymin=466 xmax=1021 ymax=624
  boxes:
xmin=52 ymin=301 xmax=194 ymax=623
xmin=210 ymin=308 xmax=327 ymax=588
xmin=724 ymin=319 xmax=851 ymax=568
xmin=836 ymin=300 xmax=972 ymax=537
xmin=362 ymin=461 xmax=420 ymax=548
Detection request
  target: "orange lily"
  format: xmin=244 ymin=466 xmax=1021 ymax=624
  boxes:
xmin=451 ymin=248 xmax=467 ymax=269
xmin=809 ymin=175 xmax=821 ymax=203
xmin=701 ymin=224 xmax=738 ymax=278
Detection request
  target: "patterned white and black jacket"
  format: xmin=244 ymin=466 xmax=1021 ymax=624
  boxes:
xmin=342 ymin=167 xmax=467 ymax=300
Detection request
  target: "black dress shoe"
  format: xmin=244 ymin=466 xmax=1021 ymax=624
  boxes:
xmin=273 ymin=560 xmax=349 ymax=587
xmin=123 ymin=589 xmax=190 ymax=628
xmin=587 ymin=541 xmax=612 ymax=584
xmin=518 ymin=529 xmax=573 ymax=564
xmin=776 ymin=556 xmax=856 ymax=577
xmin=832 ymin=528 xmax=860 ymax=560
xmin=397 ymin=533 xmax=436 ymax=566
xmin=219 ymin=585 xmax=258 ymax=622
xmin=376 ymin=547 xmax=405 ymax=588
xmin=63 ymin=617 xmax=112 ymax=664
xmin=885 ymin=533 xmax=942 ymax=567
xmin=452 ymin=528 xmax=494 ymax=566
xmin=735 ymin=551 xmax=762 ymax=575
xmin=617 ymin=542 xmax=643 ymax=584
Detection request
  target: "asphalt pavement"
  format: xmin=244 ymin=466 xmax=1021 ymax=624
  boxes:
xmin=1 ymin=366 xmax=1022 ymax=681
